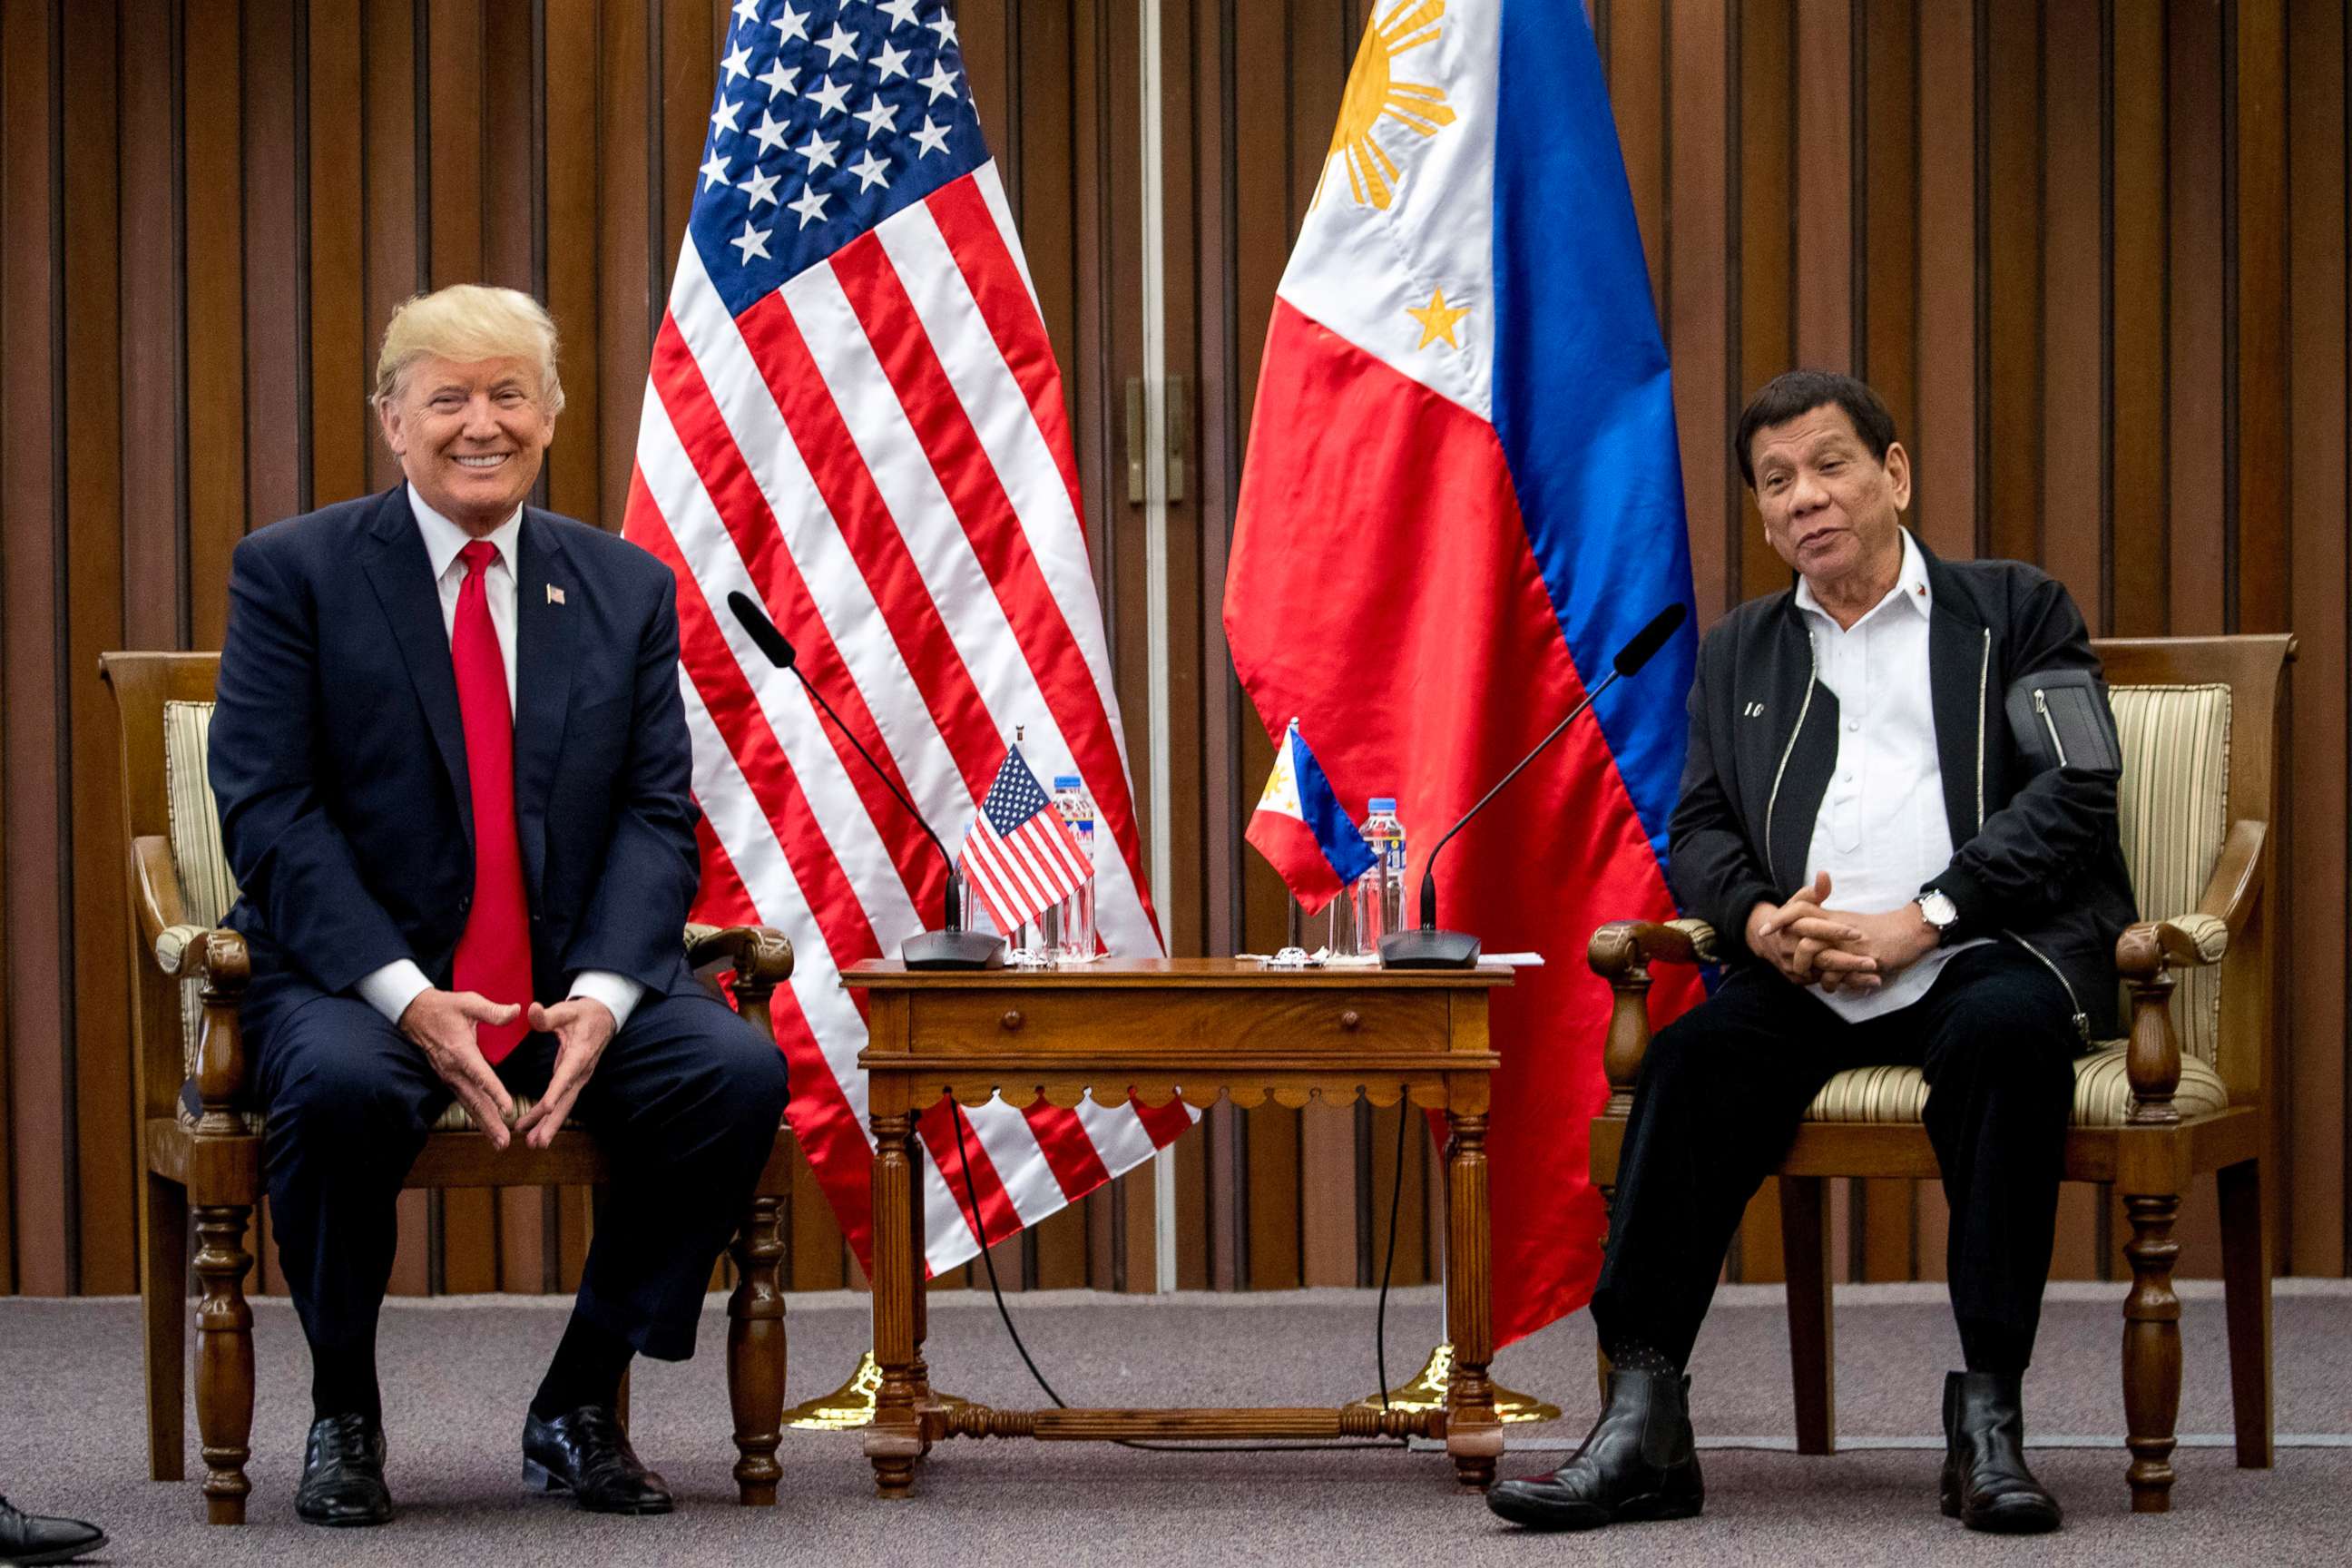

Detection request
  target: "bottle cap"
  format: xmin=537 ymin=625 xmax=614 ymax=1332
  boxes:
xmin=1054 ymin=775 xmax=1082 ymax=789
xmin=1369 ymin=797 xmax=1396 ymax=813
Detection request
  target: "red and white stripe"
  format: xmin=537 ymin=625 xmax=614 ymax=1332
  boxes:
xmin=962 ymin=789 xmax=1091 ymax=936
xmin=625 ymin=163 xmax=1194 ymax=1277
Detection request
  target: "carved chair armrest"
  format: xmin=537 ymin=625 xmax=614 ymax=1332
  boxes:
xmin=131 ymin=832 xmax=251 ymax=1132
xmin=685 ymin=923 xmax=796 ymax=1042
xmin=1587 ymin=918 xmax=1718 ymax=1113
xmin=2112 ymin=818 xmax=2264 ymax=1127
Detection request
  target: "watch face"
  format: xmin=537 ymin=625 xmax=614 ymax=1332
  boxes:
xmin=1921 ymin=892 xmax=1956 ymax=928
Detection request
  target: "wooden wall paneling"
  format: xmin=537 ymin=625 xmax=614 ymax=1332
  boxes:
xmin=64 ymin=0 xmax=134 ymax=1298
xmin=788 ymin=1137 xmax=848 ymax=1290
xmin=2166 ymin=0 xmax=2225 ymax=635
xmin=244 ymin=0 xmax=304 ymax=535
xmin=309 ymin=0 xmax=369 ymax=512
xmin=595 ymin=0 xmax=652 ymax=534
xmin=1 ymin=0 xmax=63 ymax=1297
xmin=2284 ymin=0 xmax=2347 ymax=1279
xmin=1607 ymin=0 xmax=1665 ymax=314
xmin=483 ymin=0 xmax=536 ymax=295
xmin=121 ymin=0 xmax=187 ymax=651
xmin=659 ymin=0 xmax=719 ymax=315
xmin=1730 ymin=0 xmax=1795 ymax=1283
xmin=426 ymin=0 xmax=486 ymax=288
xmin=2228 ymin=0 xmax=2287 ymax=637
xmin=184 ymin=0 xmax=245 ymax=648
xmin=363 ymin=0 xmax=420 ymax=500
xmin=542 ymin=0 xmax=601 ymax=526
xmin=1912 ymin=0 xmax=1977 ymax=560
xmin=1855 ymin=0 xmax=1919 ymax=1282
xmin=2035 ymin=0 xmax=2105 ymax=1288
xmin=1670 ymin=0 xmax=1733 ymax=623
xmin=1983 ymin=0 xmax=2040 ymax=569
xmin=1791 ymin=0 xmax=1851 ymax=371
xmin=2106 ymin=0 xmax=2167 ymax=635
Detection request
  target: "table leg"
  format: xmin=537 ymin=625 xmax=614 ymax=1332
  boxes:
xmin=864 ymin=1110 xmax=922 ymax=1497
xmin=1443 ymin=1111 xmax=1502 ymax=1489
xmin=908 ymin=1110 xmax=936 ymax=1451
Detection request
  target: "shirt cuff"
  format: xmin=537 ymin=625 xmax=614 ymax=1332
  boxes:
xmin=567 ymin=969 xmax=644 ymax=1033
xmin=355 ymin=959 xmax=432 ymax=1027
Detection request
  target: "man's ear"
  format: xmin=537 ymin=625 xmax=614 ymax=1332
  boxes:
xmin=376 ymin=398 xmax=407 ymax=458
xmin=1883 ymin=440 xmax=1913 ymax=511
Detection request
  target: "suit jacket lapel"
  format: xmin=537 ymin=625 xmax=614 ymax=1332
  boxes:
xmin=359 ymin=487 xmax=473 ymax=836
xmin=1924 ymin=547 xmax=1989 ymax=849
xmin=513 ymin=509 xmax=580 ymax=899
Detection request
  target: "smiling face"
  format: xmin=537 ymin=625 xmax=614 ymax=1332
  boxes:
xmin=1749 ymin=402 xmax=1912 ymax=604
xmin=377 ymin=353 xmax=557 ymax=535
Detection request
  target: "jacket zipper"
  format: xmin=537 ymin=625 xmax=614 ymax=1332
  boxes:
xmin=1975 ymin=629 xmax=1990 ymax=830
xmin=2032 ymin=689 xmax=2070 ymax=767
xmin=1763 ymin=635 xmax=1820 ymax=882
xmin=2004 ymin=927 xmax=2091 ymax=1043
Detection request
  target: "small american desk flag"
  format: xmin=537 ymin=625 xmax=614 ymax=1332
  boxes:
xmin=620 ymin=0 xmax=1192 ymax=1279
xmin=960 ymin=745 xmax=1090 ymax=934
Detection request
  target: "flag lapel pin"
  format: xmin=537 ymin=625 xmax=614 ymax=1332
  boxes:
xmin=546 ymin=583 xmax=565 ymax=605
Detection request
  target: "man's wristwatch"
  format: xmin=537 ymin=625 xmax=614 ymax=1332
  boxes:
xmin=1917 ymin=889 xmax=1959 ymax=945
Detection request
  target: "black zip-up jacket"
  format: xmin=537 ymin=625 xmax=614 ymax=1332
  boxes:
xmin=1666 ymin=533 xmax=2136 ymax=1041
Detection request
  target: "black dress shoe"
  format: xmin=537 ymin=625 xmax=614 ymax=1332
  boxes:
xmin=295 ymin=1412 xmax=393 ymax=1528
xmin=523 ymin=1406 xmax=673 ymax=1514
xmin=1486 ymin=1367 xmax=1703 ymax=1531
xmin=1941 ymin=1370 xmax=2062 ymax=1534
xmin=0 ymin=1496 xmax=107 ymax=1566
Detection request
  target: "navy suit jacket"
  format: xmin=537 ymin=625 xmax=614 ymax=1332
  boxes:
xmin=209 ymin=486 xmax=701 ymax=1010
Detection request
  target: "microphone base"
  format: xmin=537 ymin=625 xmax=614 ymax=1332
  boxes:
xmin=1377 ymin=928 xmax=1483 ymax=969
xmin=901 ymin=929 xmax=1007 ymax=971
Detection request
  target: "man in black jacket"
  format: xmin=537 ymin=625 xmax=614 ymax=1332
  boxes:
xmin=1490 ymin=371 xmax=2133 ymax=1536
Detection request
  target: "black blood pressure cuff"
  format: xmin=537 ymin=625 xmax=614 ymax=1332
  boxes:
xmin=2004 ymin=667 xmax=2122 ymax=775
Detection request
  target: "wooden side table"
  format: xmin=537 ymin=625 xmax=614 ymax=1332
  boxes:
xmin=843 ymin=956 xmax=1511 ymax=1498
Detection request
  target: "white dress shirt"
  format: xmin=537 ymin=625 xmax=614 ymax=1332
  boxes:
xmin=1797 ymin=527 xmax=1985 ymax=1021
xmin=351 ymin=485 xmax=644 ymax=1034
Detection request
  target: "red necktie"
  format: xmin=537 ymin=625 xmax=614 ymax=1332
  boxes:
xmin=450 ymin=539 xmax=533 ymax=1063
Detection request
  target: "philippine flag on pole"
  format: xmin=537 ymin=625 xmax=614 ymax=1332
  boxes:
xmin=1224 ymin=0 xmax=1701 ymax=1348
xmin=1247 ymin=720 xmax=1378 ymax=916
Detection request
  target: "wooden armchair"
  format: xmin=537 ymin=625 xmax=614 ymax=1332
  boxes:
xmin=1586 ymin=633 xmax=2292 ymax=1514
xmin=102 ymin=651 xmax=799 ymax=1524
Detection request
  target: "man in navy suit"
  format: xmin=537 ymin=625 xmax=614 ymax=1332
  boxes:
xmin=209 ymin=284 xmax=790 ymax=1526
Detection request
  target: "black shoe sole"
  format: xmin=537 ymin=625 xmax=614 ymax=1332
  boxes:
xmin=296 ymin=1503 xmax=393 ymax=1529
xmin=523 ymin=1457 xmax=674 ymax=1515
xmin=1487 ymin=1489 xmax=1702 ymax=1532
xmin=1942 ymin=1484 xmax=2061 ymax=1534
xmin=4 ymin=1533 xmax=111 ymax=1565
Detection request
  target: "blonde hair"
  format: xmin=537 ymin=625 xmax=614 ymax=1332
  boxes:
xmin=372 ymin=284 xmax=565 ymax=415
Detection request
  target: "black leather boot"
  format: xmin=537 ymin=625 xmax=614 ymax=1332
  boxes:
xmin=1486 ymin=1367 xmax=1703 ymax=1531
xmin=1940 ymin=1370 xmax=2062 ymax=1533
xmin=295 ymin=1412 xmax=393 ymax=1527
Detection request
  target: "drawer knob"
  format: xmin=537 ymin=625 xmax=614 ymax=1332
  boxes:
xmin=1339 ymin=1009 xmax=1362 ymax=1032
xmin=1001 ymin=1009 xmax=1024 ymax=1032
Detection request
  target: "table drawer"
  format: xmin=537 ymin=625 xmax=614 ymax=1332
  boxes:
xmin=903 ymin=986 xmax=1459 ymax=1059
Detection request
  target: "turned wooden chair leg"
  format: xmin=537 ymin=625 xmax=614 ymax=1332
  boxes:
xmin=1779 ymin=1175 xmax=1837 ymax=1455
xmin=144 ymin=1171 xmax=190 ymax=1483
xmin=2122 ymin=1191 xmax=2183 ymax=1512
xmin=192 ymin=1202 xmax=255 ymax=1524
xmin=2216 ymin=1159 xmax=2274 ymax=1468
xmin=728 ymin=1194 xmax=788 ymax=1506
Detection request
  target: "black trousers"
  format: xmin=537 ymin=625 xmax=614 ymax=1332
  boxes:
xmin=247 ymin=980 xmax=791 ymax=1367
xmin=1589 ymin=943 xmax=2079 ymax=1376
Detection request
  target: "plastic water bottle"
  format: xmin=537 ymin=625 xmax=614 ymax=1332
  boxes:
xmin=1356 ymin=797 xmax=1406 ymax=955
xmin=1051 ymin=774 xmax=1097 ymax=960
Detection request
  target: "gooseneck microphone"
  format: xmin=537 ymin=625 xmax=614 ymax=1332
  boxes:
xmin=1377 ymin=602 xmax=1691 ymax=970
xmin=727 ymin=591 xmax=1004 ymax=970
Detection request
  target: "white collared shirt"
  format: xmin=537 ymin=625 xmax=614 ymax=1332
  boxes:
xmin=351 ymin=486 xmax=642 ymax=1036
xmin=1796 ymin=528 xmax=1984 ymax=1021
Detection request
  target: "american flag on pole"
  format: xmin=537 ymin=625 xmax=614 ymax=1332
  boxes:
xmin=622 ymin=0 xmax=1194 ymax=1277
xmin=960 ymin=746 xmax=1089 ymax=934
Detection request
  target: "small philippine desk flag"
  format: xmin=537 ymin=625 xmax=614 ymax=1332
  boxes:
xmin=1246 ymin=720 xmax=1377 ymax=915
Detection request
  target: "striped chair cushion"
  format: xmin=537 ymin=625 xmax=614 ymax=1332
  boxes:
xmin=162 ymin=701 xmax=241 ymax=1082
xmin=1805 ymin=1043 xmax=2230 ymax=1128
xmin=2109 ymin=684 xmax=2230 ymax=1066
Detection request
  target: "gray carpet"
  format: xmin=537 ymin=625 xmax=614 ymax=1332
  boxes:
xmin=3 ymin=1281 xmax=2347 ymax=1565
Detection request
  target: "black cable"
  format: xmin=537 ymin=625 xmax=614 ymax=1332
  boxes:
xmin=1373 ymin=1087 xmax=1409 ymax=1417
xmin=946 ymin=1098 xmax=1416 ymax=1455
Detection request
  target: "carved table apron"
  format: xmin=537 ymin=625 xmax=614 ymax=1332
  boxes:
xmin=843 ymin=957 xmax=1512 ymax=1497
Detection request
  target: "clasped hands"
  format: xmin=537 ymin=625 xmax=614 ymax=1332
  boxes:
xmin=395 ymin=989 xmax=615 ymax=1150
xmin=1744 ymin=870 xmax=1940 ymax=995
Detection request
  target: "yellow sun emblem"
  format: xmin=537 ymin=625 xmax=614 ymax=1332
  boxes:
xmin=1319 ymin=0 xmax=1458 ymax=211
